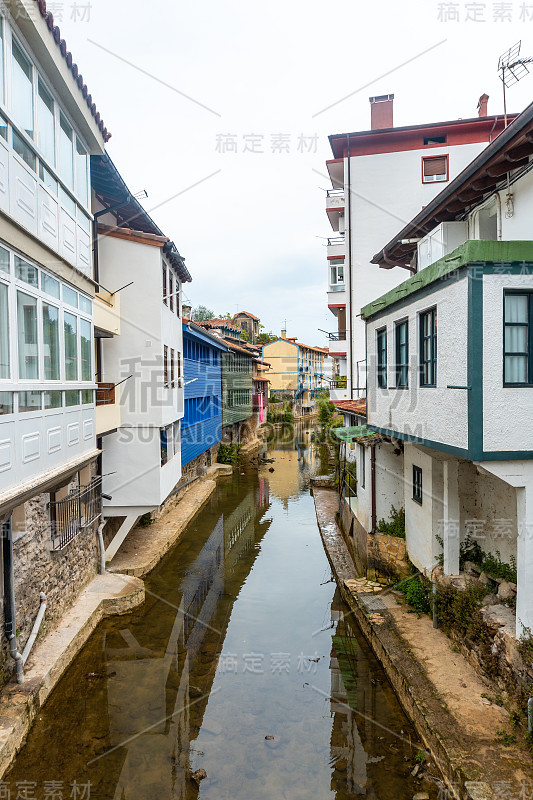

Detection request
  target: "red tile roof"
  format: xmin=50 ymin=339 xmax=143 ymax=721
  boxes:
xmin=198 ymin=318 xmax=242 ymax=333
xmin=334 ymin=399 xmax=367 ymax=417
xmin=224 ymin=339 xmax=255 ymax=356
xmin=32 ymin=0 xmax=111 ymax=142
xmin=296 ymin=342 xmax=329 ymax=354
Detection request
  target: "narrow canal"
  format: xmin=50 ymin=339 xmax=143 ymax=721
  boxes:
xmin=8 ymin=426 xmax=434 ymax=799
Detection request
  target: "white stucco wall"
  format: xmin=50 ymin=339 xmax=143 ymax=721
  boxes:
xmin=356 ymin=443 xmax=371 ymax=531
xmin=348 ymin=141 xmax=489 ymax=378
xmin=404 ymin=444 xmax=443 ymax=574
xmin=99 ymin=236 xmax=183 ymax=429
xmin=375 ymin=443 xmax=405 ymax=524
xmin=482 ymin=273 xmax=533 ymax=453
xmin=98 ymin=235 xmax=183 ymax=510
xmin=366 ymin=276 xmax=469 ymax=449
xmin=459 ymin=462 xmax=517 ymax=565
xmin=500 ymin=169 xmax=533 ymax=241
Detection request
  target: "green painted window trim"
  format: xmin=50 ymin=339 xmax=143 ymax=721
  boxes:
xmin=419 ymin=307 xmax=437 ymax=387
xmin=395 ymin=318 xmax=409 ymax=388
xmin=377 ymin=327 xmax=387 ymax=388
xmin=503 ymin=289 xmax=533 ymax=387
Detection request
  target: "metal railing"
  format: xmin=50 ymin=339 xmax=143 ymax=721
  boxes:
xmin=49 ymin=477 xmax=102 ymax=551
xmin=326 ymin=188 xmax=344 ymax=198
xmin=323 ymin=332 xmax=346 ymax=341
xmin=341 ymin=469 xmax=357 ymax=502
xmin=327 ymin=236 xmax=345 ymax=246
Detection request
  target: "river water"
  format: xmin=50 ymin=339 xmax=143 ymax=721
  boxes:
xmin=7 ymin=426 xmax=434 ymax=799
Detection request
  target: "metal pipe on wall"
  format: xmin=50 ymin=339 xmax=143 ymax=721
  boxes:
xmin=2 ymin=517 xmax=24 ymax=684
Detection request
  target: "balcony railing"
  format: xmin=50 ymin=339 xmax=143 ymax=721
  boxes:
xmin=327 ymin=188 xmax=344 ymax=198
xmin=96 ymin=382 xmax=116 ymax=406
xmin=327 ymin=236 xmax=345 ymax=246
xmin=329 ymin=377 xmax=347 ymax=389
xmin=49 ymin=477 xmax=102 ymax=551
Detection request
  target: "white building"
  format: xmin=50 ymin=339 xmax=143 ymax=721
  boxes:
xmin=350 ymin=98 xmax=533 ymax=638
xmin=323 ymin=93 xmax=512 ymax=402
xmin=90 ymin=153 xmax=191 ymax=561
xmin=0 ymin=0 xmax=108 ymax=678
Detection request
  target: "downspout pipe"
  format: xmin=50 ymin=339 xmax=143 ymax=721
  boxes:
xmin=2 ymin=518 xmax=24 ymax=684
xmin=346 ymin=134 xmax=354 ymax=400
xmin=97 ymin=522 xmax=106 ymax=575
xmin=370 ymin=444 xmax=377 ymax=534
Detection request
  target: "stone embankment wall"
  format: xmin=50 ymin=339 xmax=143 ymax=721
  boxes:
xmin=368 ymin=532 xmax=410 ymax=581
xmin=5 ymin=461 xmax=100 ymax=684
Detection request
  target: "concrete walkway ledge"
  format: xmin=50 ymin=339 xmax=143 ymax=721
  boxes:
xmin=0 ymin=572 xmax=143 ymax=780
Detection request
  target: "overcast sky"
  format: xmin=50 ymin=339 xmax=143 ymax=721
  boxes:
xmin=58 ymin=0 xmax=533 ymax=345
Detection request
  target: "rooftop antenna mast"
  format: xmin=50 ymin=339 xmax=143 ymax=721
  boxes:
xmin=498 ymin=41 xmax=533 ymax=127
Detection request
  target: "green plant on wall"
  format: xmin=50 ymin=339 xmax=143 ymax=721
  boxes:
xmin=217 ymin=443 xmax=240 ymax=465
xmin=377 ymin=505 xmax=405 ymax=539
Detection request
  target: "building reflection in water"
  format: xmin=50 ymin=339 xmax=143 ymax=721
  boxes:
xmin=103 ymin=480 xmax=271 ymax=800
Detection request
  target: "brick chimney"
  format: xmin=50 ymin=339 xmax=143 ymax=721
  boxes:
xmin=370 ymin=94 xmax=394 ymax=130
xmin=477 ymin=93 xmax=489 ymax=117
xmin=281 ymin=329 xmax=286 ymax=339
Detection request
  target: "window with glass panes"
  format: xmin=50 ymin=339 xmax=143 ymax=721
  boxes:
xmin=330 ymin=259 xmax=344 ymax=286
xmin=504 ymin=291 xmax=532 ymax=385
xmin=377 ymin=328 xmax=387 ymax=388
xmin=413 ymin=465 xmax=423 ymax=504
xmin=419 ymin=308 xmax=437 ymax=387
xmin=395 ymin=319 xmax=409 ymax=388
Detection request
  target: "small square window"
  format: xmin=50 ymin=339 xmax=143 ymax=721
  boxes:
xmin=413 ymin=465 xmax=423 ymax=505
xmin=422 ymin=155 xmax=448 ymax=184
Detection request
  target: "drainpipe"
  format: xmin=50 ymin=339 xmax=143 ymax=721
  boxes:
xmin=346 ymin=133 xmax=354 ymax=400
xmin=2 ymin=518 xmax=24 ymax=684
xmin=97 ymin=522 xmax=106 ymax=574
xmin=528 ymin=697 xmax=533 ymax=733
xmin=21 ymin=593 xmax=47 ymax=665
xmin=370 ymin=444 xmax=377 ymax=534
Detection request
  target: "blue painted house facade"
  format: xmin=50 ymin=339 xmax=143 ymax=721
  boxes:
xmin=181 ymin=321 xmax=228 ymax=468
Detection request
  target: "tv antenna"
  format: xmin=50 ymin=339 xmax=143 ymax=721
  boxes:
xmin=498 ymin=41 xmax=533 ymax=127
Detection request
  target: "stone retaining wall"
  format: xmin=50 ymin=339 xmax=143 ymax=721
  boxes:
xmin=5 ymin=459 xmax=100 ymax=685
xmin=368 ymin=532 xmax=410 ymax=580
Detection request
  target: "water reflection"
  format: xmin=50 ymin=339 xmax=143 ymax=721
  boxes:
xmin=7 ymin=429 xmax=430 ymax=800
